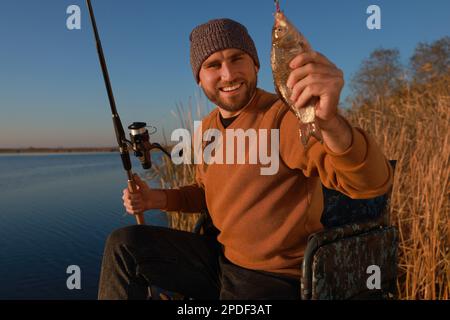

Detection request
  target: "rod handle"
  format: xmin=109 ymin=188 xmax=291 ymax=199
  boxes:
xmin=127 ymin=179 xmax=146 ymax=225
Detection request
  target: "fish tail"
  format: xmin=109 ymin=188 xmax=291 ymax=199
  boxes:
xmin=298 ymin=121 xmax=313 ymax=146
xmin=298 ymin=121 xmax=323 ymax=146
xmin=311 ymin=120 xmax=323 ymax=143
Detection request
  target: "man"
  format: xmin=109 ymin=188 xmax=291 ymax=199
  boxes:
xmin=98 ymin=18 xmax=393 ymax=300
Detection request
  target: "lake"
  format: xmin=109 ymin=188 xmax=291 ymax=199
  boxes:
xmin=0 ymin=152 xmax=168 ymax=299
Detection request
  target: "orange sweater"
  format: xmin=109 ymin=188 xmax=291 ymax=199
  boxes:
xmin=163 ymin=88 xmax=393 ymax=278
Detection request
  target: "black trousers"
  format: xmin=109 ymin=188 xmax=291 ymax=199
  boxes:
xmin=98 ymin=225 xmax=300 ymax=300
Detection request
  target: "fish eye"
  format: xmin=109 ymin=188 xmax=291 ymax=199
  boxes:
xmin=276 ymin=27 xmax=287 ymax=35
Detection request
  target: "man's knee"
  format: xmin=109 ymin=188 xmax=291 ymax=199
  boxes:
xmin=105 ymin=225 xmax=160 ymax=250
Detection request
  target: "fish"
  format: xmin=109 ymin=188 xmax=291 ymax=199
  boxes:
xmin=271 ymin=8 xmax=323 ymax=146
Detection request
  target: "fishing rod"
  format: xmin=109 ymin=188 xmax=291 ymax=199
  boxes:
xmin=86 ymin=0 xmax=171 ymax=225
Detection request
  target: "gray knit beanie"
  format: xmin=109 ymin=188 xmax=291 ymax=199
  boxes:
xmin=189 ymin=18 xmax=260 ymax=83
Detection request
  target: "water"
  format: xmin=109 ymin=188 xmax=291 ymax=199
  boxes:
xmin=0 ymin=152 xmax=168 ymax=299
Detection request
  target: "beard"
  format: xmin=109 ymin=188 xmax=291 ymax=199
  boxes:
xmin=202 ymin=74 xmax=258 ymax=113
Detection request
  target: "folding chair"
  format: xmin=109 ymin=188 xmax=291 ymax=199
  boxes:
xmin=301 ymin=160 xmax=398 ymax=299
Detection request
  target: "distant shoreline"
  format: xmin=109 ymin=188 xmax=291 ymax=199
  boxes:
xmin=0 ymin=147 xmax=119 ymax=154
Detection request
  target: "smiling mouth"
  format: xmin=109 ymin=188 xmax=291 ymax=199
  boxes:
xmin=219 ymin=82 xmax=243 ymax=92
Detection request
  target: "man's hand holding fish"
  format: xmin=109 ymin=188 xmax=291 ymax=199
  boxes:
xmin=287 ymin=51 xmax=352 ymax=153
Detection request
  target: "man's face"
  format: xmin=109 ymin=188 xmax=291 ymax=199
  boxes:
xmin=198 ymin=48 xmax=259 ymax=113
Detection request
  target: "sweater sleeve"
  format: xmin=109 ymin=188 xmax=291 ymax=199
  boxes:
xmin=163 ymin=184 xmax=206 ymax=213
xmin=162 ymin=162 xmax=207 ymax=213
xmin=162 ymin=122 xmax=208 ymax=213
xmin=279 ymin=108 xmax=393 ymax=199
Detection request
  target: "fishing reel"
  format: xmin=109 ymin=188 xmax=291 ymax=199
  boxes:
xmin=126 ymin=122 xmax=171 ymax=169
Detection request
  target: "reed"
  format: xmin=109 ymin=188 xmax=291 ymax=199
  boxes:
xmin=146 ymin=93 xmax=211 ymax=232
xmin=346 ymin=75 xmax=450 ymax=299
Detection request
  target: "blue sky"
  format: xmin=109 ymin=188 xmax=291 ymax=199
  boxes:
xmin=0 ymin=0 xmax=449 ymax=148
